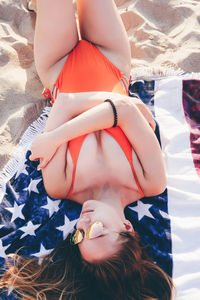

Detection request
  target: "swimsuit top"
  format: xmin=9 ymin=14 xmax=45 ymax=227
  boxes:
xmin=43 ymin=40 xmax=144 ymax=198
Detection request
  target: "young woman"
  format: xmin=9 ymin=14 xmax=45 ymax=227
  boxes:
xmin=0 ymin=0 xmax=173 ymax=299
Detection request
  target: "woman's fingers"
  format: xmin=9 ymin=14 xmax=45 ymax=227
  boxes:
xmin=29 ymin=153 xmax=37 ymax=161
xmin=29 ymin=148 xmax=41 ymax=161
xmin=152 ymin=119 xmax=156 ymax=131
xmin=135 ymin=101 xmax=155 ymax=130
xmin=149 ymin=119 xmax=156 ymax=131
xmin=37 ymin=159 xmax=49 ymax=170
xmin=32 ymin=158 xmax=40 ymax=161
xmin=29 ymin=151 xmax=50 ymax=169
xmin=146 ymin=110 xmax=156 ymax=131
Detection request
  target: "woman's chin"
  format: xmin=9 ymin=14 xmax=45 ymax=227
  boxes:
xmin=82 ymin=199 xmax=99 ymax=209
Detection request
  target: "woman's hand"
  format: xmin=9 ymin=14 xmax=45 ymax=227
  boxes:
xmin=29 ymin=132 xmax=58 ymax=169
xmin=131 ymin=97 xmax=156 ymax=131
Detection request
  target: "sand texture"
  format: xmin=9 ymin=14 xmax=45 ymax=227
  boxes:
xmin=0 ymin=0 xmax=200 ymax=170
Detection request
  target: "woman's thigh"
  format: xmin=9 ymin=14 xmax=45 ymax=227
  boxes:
xmin=77 ymin=0 xmax=131 ymax=76
xmin=34 ymin=0 xmax=79 ymax=88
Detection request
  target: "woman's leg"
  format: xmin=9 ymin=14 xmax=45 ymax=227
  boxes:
xmin=32 ymin=0 xmax=79 ymax=198
xmin=77 ymin=0 xmax=131 ymax=76
xmin=34 ymin=0 xmax=78 ymax=88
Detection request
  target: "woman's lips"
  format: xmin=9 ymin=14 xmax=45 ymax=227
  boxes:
xmin=82 ymin=201 xmax=95 ymax=213
xmin=81 ymin=209 xmax=94 ymax=214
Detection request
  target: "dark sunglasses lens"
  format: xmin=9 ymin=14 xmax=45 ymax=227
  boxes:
xmin=70 ymin=230 xmax=83 ymax=245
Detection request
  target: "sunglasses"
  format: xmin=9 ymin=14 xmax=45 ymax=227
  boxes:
xmin=70 ymin=221 xmax=104 ymax=245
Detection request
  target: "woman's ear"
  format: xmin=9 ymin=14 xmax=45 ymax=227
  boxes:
xmin=123 ymin=220 xmax=134 ymax=232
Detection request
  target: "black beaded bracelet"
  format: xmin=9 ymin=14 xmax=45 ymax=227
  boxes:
xmin=104 ymin=99 xmax=118 ymax=128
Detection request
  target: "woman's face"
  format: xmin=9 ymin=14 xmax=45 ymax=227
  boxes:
xmin=76 ymin=200 xmax=133 ymax=262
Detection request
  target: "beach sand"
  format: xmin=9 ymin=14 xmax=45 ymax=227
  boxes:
xmin=0 ymin=0 xmax=200 ymax=170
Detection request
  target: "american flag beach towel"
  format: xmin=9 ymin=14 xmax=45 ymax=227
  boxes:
xmin=0 ymin=74 xmax=200 ymax=299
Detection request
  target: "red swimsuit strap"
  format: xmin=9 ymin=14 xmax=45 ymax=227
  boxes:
xmin=67 ymin=135 xmax=87 ymax=199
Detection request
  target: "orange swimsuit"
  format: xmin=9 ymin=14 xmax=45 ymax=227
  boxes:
xmin=43 ymin=40 xmax=144 ymax=198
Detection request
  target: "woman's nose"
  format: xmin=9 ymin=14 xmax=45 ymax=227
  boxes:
xmin=77 ymin=216 xmax=91 ymax=230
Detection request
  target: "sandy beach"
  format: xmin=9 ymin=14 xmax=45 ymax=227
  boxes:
xmin=0 ymin=0 xmax=200 ymax=170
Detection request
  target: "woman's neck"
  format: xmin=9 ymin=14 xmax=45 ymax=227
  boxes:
xmin=93 ymin=183 xmax=127 ymax=213
xmin=71 ymin=182 xmax=138 ymax=208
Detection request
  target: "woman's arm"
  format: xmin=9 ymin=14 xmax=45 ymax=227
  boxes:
xmin=30 ymin=96 xmax=165 ymax=196
xmin=58 ymin=91 xmax=155 ymax=129
xmin=54 ymin=98 xmax=165 ymax=195
xmin=30 ymin=91 xmax=155 ymax=164
xmin=117 ymin=99 xmax=166 ymax=196
xmin=30 ymin=97 xmax=115 ymax=167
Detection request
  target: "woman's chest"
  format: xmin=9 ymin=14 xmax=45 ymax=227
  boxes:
xmin=65 ymin=131 xmax=143 ymax=199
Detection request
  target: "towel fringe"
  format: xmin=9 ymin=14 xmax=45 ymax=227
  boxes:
xmin=131 ymin=67 xmax=185 ymax=80
xmin=131 ymin=67 xmax=200 ymax=81
xmin=0 ymin=107 xmax=51 ymax=203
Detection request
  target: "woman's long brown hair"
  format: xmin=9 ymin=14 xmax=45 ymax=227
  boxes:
xmin=0 ymin=232 xmax=174 ymax=300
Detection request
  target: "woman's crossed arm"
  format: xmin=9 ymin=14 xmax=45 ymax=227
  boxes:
xmin=30 ymin=92 xmax=165 ymax=197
